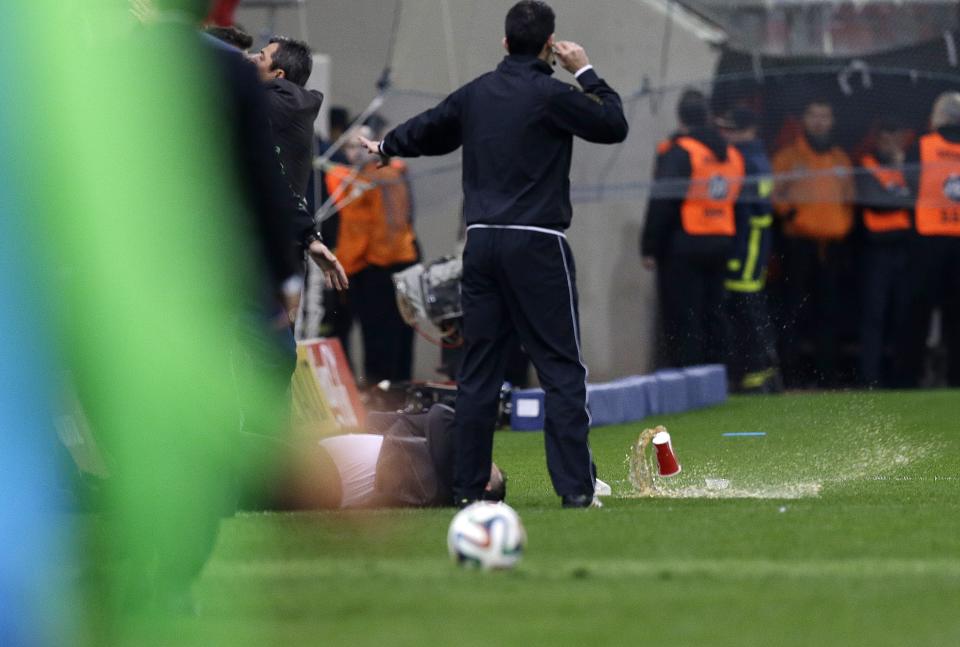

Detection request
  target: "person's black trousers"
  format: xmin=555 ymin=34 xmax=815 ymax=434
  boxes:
xmin=348 ymin=263 xmax=416 ymax=384
xmin=780 ymin=237 xmax=843 ymax=387
xmin=896 ymin=236 xmax=960 ymax=387
xmin=658 ymin=252 xmax=727 ymax=368
xmin=725 ymin=290 xmax=780 ymax=391
xmin=859 ymin=241 xmax=909 ymax=387
xmin=454 ymin=227 xmax=593 ymax=501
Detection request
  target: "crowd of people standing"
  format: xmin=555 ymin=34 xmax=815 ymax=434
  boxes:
xmin=642 ymin=89 xmax=960 ymax=391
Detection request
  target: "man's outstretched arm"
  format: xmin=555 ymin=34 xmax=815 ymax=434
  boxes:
xmin=363 ymin=89 xmax=465 ymax=161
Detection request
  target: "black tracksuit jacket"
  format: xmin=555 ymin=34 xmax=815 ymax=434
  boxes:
xmin=381 ymin=55 xmax=628 ymax=229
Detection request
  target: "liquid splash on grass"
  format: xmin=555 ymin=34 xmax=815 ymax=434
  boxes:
xmin=622 ymin=397 xmax=936 ymax=500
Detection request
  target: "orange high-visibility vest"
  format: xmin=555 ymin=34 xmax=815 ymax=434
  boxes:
xmin=916 ymin=132 xmax=960 ymax=236
xmin=325 ymin=160 xmax=419 ymax=276
xmin=676 ymin=137 xmax=743 ymax=237
xmin=860 ymin=154 xmax=911 ymax=233
xmin=656 ymin=137 xmax=674 ymax=155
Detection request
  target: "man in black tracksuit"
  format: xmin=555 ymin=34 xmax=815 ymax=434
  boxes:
xmin=360 ymin=1 xmax=628 ymax=508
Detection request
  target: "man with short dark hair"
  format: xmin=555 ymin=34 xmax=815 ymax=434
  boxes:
xmin=359 ymin=0 xmax=628 ymax=509
xmin=252 ymin=36 xmax=314 ymax=87
xmin=250 ymin=37 xmax=323 ymax=205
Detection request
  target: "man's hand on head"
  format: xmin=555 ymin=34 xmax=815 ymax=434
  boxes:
xmin=552 ymin=41 xmax=590 ymax=76
xmin=358 ymin=135 xmax=390 ymax=168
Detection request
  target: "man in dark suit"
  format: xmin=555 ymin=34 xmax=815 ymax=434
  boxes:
xmin=318 ymin=405 xmax=506 ymax=509
xmin=360 ymin=1 xmax=628 ymax=508
xmin=251 ymin=36 xmax=324 ymax=204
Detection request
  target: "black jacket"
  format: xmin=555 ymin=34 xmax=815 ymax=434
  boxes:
xmin=206 ymin=34 xmax=300 ymax=289
xmin=855 ymin=150 xmax=913 ymax=243
xmin=368 ymin=405 xmax=456 ymax=508
xmin=640 ymin=126 xmax=736 ymax=260
xmin=382 ymin=56 xmax=628 ymax=230
xmin=265 ymin=79 xmax=323 ymax=199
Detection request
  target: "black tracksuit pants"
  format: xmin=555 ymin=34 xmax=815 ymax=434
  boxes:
xmin=454 ymin=226 xmax=593 ymax=501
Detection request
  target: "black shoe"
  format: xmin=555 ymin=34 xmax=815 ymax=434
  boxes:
xmin=561 ymin=494 xmax=602 ymax=509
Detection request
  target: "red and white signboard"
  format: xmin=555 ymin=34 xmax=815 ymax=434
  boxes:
xmin=292 ymin=338 xmax=365 ymax=433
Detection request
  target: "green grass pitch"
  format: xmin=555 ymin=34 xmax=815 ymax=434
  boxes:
xmin=169 ymin=391 xmax=959 ymax=646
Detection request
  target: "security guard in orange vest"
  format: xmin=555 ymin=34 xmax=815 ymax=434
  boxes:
xmin=855 ymin=119 xmax=913 ymax=387
xmin=327 ymin=125 xmax=421 ymax=383
xmin=642 ymin=90 xmax=744 ymax=367
xmin=900 ymin=92 xmax=960 ymax=387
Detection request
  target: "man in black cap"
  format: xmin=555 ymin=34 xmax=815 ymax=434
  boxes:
xmin=359 ymin=0 xmax=628 ymax=508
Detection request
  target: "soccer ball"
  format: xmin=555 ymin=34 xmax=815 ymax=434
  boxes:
xmin=447 ymin=502 xmax=526 ymax=570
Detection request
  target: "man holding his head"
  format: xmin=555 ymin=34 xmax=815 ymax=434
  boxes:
xmin=359 ymin=0 xmax=628 ymax=508
xmin=251 ymin=37 xmax=324 ymax=214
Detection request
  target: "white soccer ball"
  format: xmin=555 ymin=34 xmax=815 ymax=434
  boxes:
xmin=447 ymin=502 xmax=526 ymax=570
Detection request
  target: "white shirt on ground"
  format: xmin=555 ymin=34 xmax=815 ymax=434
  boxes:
xmin=318 ymin=434 xmax=384 ymax=508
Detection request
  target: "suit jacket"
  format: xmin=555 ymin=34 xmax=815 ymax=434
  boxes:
xmin=369 ymin=405 xmax=455 ymax=507
xmin=382 ymin=55 xmax=628 ymax=231
xmin=265 ymin=78 xmax=323 ymax=200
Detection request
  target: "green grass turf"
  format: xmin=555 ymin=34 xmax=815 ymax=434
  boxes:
xmin=160 ymin=391 xmax=958 ymax=646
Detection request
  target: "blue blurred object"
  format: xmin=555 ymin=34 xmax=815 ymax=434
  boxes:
xmin=585 ymin=382 xmax=627 ymax=427
xmin=684 ymin=365 xmax=728 ymax=409
xmin=654 ymin=369 xmax=690 ymax=415
xmin=510 ymin=389 xmax=546 ymax=431
xmin=0 ymin=67 xmax=68 ymax=647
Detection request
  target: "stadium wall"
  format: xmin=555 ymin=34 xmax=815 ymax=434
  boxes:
xmin=236 ymin=0 xmax=723 ymax=382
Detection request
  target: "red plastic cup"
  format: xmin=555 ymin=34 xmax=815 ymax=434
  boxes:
xmin=652 ymin=431 xmax=681 ymax=477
